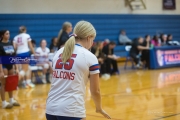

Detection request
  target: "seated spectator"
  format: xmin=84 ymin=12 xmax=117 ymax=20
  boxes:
xmin=160 ymin=34 xmax=168 ymax=46
xmin=167 ymin=34 xmax=173 ymax=41
xmin=130 ymin=37 xmax=150 ymax=68
xmin=35 ymin=39 xmax=50 ymax=84
xmin=142 ymin=35 xmax=151 ymax=68
xmin=102 ymin=41 xmax=118 ymax=74
xmin=143 ymin=35 xmax=151 ymax=47
xmin=103 ymin=39 xmax=110 ymax=47
xmin=119 ymin=30 xmax=132 ymax=45
xmin=49 ymin=37 xmax=58 ymax=53
xmin=91 ymin=42 xmax=110 ymax=78
xmin=166 ymin=34 xmax=180 ymax=45
xmin=151 ymin=35 xmax=160 ymax=47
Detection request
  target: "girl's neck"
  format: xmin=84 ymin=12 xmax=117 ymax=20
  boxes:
xmin=76 ymin=42 xmax=86 ymax=48
xmin=41 ymin=47 xmax=46 ymax=50
xmin=53 ymin=43 xmax=57 ymax=46
xmin=1 ymin=39 xmax=8 ymax=43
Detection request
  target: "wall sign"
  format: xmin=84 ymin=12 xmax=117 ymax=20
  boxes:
xmin=150 ymin=46 xmax=180 ymax=69
xmin=163 ymin=0 xmax=176 ymax=10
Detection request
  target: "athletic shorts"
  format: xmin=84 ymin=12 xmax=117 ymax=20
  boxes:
xmin=2 ymin=64 xmax=13 ymax=70
xmin=16 ymin=51 xmax=30 ymax=57
xmin=46 ymin=114 xmax=82 ymax=120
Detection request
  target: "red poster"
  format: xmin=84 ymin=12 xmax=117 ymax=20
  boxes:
xmin=163 ymin=0 xmax=176 ymax=10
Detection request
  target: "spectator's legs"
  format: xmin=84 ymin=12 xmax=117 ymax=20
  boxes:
xmin=142 ymin=50 xmax=150 ymax=69
xmin=105 ymin=58 xmax=111 ymax=74
xmin=111 ymin=59 xmax=118 ymax=73
xmin=100 ymin=63 xmax=106 ymax=74
xmin=130 ymin=53 xmax=139 ymax=65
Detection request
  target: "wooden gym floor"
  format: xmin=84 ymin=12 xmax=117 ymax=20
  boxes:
xmin=1 ymin=66 xmax=180 ymax=120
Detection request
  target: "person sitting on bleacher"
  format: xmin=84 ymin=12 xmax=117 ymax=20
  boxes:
xmin=130 ymin=37 xmax=150 ymax=68
xmin=103 ymin=39 xmax=110 ymax=47
xmin=91 ymin=42 xmax=110 ymax=79
xmin=35 ymin=39 xmax=50 ymax=84
xmin=167 ymin=34 xmax=180 ymax=46
xmin=151 ymin=35 xmax=161 ymax=47
xmin=49 ymin=37 xmax=58 ymax=53
xmin=160 ymin=34 xmax=168 ymax=46
xmin=102 ymin=41 xmax=118 ymax=75
xmin=119 ymin=30 xmax=132 ymax=45
xmin=142 ymin=35 xmax=151 ymax=69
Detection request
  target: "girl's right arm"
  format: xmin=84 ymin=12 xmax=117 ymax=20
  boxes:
xmin=90 ymin=73 xmax=111 ymax=119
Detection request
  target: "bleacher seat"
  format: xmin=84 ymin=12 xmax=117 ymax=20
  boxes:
xmin=114 ymin=45 xmax=127 ymax=57
xmin=0 ymin=14 xmax=180 ymax=46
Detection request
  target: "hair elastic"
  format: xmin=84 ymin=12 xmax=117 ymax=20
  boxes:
xmin=69 ymin=33 xmax=77 ymax=37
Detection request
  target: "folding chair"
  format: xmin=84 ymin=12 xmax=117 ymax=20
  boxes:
xmin=124 ymin=46 xmax=135 ymax=69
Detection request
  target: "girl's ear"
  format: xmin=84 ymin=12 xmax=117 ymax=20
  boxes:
xmin=87 ymin=36 xmax=91 ymax=41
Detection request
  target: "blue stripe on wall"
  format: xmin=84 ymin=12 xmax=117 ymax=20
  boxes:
xmin=0 ymin=14 xmax=180 ymax=46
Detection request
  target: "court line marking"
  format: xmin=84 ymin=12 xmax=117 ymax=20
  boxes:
xmin=153 ymin=113 xmax=180 ymax=120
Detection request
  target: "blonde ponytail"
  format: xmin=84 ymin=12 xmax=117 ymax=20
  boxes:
xmin=61 ymin=20 xmax=96 ymax=63
xmin=61 ymin=36 xmax=76 ymax=63
xmin=57 ymin=29 xmax=63 ymax=42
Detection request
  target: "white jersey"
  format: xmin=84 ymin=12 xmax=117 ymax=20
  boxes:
xmin=36 ymin=47 xmax=50 ymax=56
xmin=46 ymin=44 xmax=100 ymax=118
xmin=36 ymin=47 xmax=50 ymax=62
xmin=13 ymin=33 xmax=31 ymax=54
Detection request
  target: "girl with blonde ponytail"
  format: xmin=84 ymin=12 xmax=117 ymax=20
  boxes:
xmin=46 ymin=20 xmax=111 ymax=120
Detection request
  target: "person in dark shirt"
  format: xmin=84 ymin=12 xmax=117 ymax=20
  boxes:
xmin=49 ymin=37 xmax=58 ymax=53
xmin=0 ymin=30 xmax=20 ymax=109
xmin=102 ymin=41 xmax=118 ymax=74
xmin=57 ymin=22 xmax=72 ymax=49
xmin=167 ymin=34 xmax=173 ymax=42
xmin=91 ymin=42 xmax=110 ymax=77
xmin=142 ymin=35 xmax=151 ymax=68
xmin=31 ymin=39 xmax=36 ymax=52
xmin=130 ymin=37 xmax=150 ymax=68
xmin=166 ymin=34 xmax=180 ymax=46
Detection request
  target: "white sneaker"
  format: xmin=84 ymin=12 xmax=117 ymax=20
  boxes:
xmin=27 ymin=82 xmax=35 ymax=88
xmin=2 ymin=101 xmax=13 ymax=109
xmin=26 ymin=79 xmax=35 ymax=88
xmin=42 ymin=79 xmax=47 ymax=84
xmin=42 ymin=75 xmax=47 ymax=84
xmin=136 ymin=64 xmax=141 ymax=69
xmin=104 ymin=74 xmax=110 ymax=79
xmin=10 ymin=99 xmax=20 ymax=106
xmin=101 ymin=74 xmax=110 ymax=81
